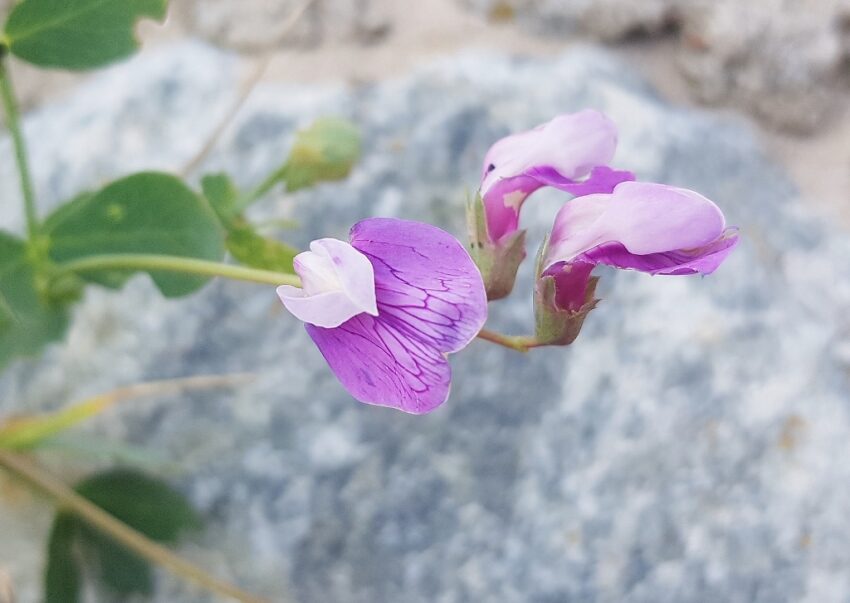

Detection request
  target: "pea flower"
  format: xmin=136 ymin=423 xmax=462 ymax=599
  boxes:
xmin=534 ymin=181 xmax=739 ymax=345
xmin=468 ymin=110 xmax=634 ymax=300
xmin=277 ymin=218 xmax=487 ymax=414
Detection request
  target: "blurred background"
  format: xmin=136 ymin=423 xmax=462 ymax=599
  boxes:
xmin=5 ymin=0 xmax=850 ymax=221
xmin=2 ymin=1 xmax=850 ymax=602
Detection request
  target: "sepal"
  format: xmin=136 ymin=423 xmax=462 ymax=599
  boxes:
xmin=532 ymin=236 xmax=599 ymax=346
xmin=466 ymin=192 xmax=526 ymax=300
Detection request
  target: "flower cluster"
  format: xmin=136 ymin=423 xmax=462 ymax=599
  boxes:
xmin=278 ymin=110 xmax=738 ymax=413
xmin=469 ymin=110 xmax=738 ymax=345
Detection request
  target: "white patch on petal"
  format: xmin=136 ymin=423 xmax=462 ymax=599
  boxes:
xmin=296 ymin=249 xmax=344 ymax=294
xmin=502 ymin=190 xmax=527 ymax=212
xmin=278 ymin=238 xmax=378 ymax=328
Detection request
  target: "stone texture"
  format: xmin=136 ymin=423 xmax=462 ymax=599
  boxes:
xmin=172 ymin=0 xmax=392 ymax=52
xmin=460 ymin=0 xmax=850 ymax=133
xmin=3 ymin=40 xmax=850 ymax=603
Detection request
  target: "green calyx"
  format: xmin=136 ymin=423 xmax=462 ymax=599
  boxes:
xmin=532 ymin=236 xmax=599 ymax=346
xmin=534 ymin=273 xmax=599 ymax=346
xmin=465 ymin=192 xmax=527 ymax=301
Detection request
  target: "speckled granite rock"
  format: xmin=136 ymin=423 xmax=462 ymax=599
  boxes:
xmin=460 ymin=0 xmax=850 ymax=133
xmin=3 ymin=41 xmax=850 ymax=603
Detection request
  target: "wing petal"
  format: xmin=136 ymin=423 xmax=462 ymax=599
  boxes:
xmin=350 ymin=218 xmax=488 ymax=354
xmin=305 ymin=314 xmax=451 ymax=414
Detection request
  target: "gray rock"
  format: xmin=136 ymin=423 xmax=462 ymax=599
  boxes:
xmin=459 ymin=0 xmax=850 ymax=133
xmin=173 ymin=0 xmax=392 ymax=52
xmin=3 ymin=40 xmax=850 ymax=603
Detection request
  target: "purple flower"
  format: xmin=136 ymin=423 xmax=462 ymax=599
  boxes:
xmin=469 ymin=110 xmax=634 ymax=300
xmin=278 ymin=218 xmax=487 ymax=414
xmin=479 ymin=109 xmax=634 ymax=242
xmin=534 ymin=181 xmax=739 ymax=344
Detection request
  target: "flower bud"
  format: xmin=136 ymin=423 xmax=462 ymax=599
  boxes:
xmin=284 ymin=118 xmax=361 ymax=192
xmin=533 ymin=237 xmax=599 ymax=346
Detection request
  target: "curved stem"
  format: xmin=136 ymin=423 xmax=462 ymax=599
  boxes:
xmin=0 ymin=61 xmax=39 ymax=238
xmin=0 ymin=451 xmax=269 ymax=603
xmin=234 ymin=165 xmax=286 ymax=213
xmin=0 ymin=374 xmax=254 ymax=451
xmin=475 ymin=328 xmax=540 ymax=353
xmin=61 ymin=254 xmax=301 ymax=287
xmin=179 ymin=0 xmax=318 ymax=178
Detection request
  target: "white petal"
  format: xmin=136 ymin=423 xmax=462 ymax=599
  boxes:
xmin=279 ymin=238 xmax=378 ymax=328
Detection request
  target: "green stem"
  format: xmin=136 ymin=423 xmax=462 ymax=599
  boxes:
xmin=234 ymin=166 xmax=286 ymax=214
xmin=0 ymin=451 xmax=269 ymax=603
xmin=61 ymin=255 xmax=534 ymax=353
xmin=476 ymin=328 xmax=541 ymax=353
xmin=61 ymin=254 xmax=301 ymax=287
xmin=0 ymin=60 xmax=39 ymax=239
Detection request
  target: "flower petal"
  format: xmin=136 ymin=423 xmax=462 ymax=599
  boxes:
xmin=542 ymin=260 xmax=596 ymax=312
xmin=308 ymin=238 xmax=378 ymax=314
xmin=481 ymin=174 xmax=542 ymax=242
xmin=350 ymin=218 xmax=488 ymax=354
xmin=278 ymin=286 xmax=372 ymax=329
xmin=546 ymin=181 xmax=731 ymax=269
xmin=582 ymin=230 xmax=739 ymax=275
xmin=305 ymin=314 xmax=451 ymax=414
xmin=527 ymin=165 xmax=635 ymax=197
xmin=277 ymin=238 xmax=377 ymax=328
xmin=480 ymin=110 xmax=618 ymax=195
xmin=478 ymin=111 xmax=621 ymax=241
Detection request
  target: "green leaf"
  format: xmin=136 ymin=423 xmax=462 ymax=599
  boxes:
xmin=81 ymin=527 xmax=155 ymax=596
xmin=75 ymin=468 xmax=202 ymax=542
xmin=45 ymin=515 xmax=82 ymax=603
xmin=43 ymin=468 xmax=202 ymax=601
xmin=283 ymin=118 xmax=361 ymax=192
xmin=201 ymin=172 xmax=240 ymax=224
xmin=200 ymin=172 xmax=298 ymax=273
xmin=225 ymin=222 xmax=298 ymax=274
xmin=46 ymin=172 xmax=226 ymax=297
xmin=3 ymin=0 xmax=167 ymax=70
xmin=0 ymin=231 xmax=70 ymax=369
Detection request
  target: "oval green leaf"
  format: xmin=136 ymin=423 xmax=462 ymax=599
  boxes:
xmin=46 ymin=172 xmax=225 ymax=297
xmin=3 ymin=0 xmax=167 ymax=70
xmin=45 ymin=468 xmax=201 ymax=601
xmin=45 ymin=515 xmax=82 ymax=603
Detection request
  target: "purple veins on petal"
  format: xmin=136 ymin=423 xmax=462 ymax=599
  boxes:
xmin=306 ymin=315 xmax=451 ymax=415
xmin=296 ymin=218 xmax=488 ymax=414
xmin=350 ymin=217 xmax=488 ymax=354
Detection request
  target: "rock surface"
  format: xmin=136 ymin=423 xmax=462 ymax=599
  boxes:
xmin=3 ymin=41 xmax=850 ymax=603
xmin=459 ymin=0 xmax=850 ymax=133
xmin=173 ymin=0 xmax=392 ymax=51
